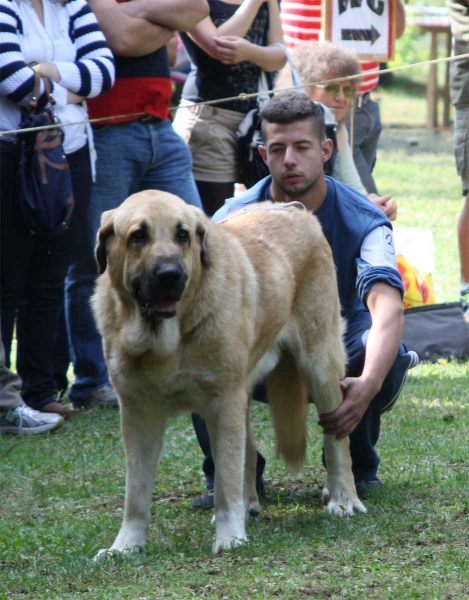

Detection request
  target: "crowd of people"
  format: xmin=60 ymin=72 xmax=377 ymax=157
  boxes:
xmin=0 ymin=0 xmax=467 ymax=505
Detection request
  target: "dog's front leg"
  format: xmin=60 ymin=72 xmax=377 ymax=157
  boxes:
xmin=312 ymin=383 xmax=367 ymax=517
xmin=205 ymin=392 xmax=248 ymax=553
xmin=300 ymin=364 xmax=366 ymax=517
xmin=95 ymin=404 xmax=166 ymax=559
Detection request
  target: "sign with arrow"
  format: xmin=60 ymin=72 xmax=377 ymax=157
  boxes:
xmin=323 ymin=0 xmax=396 ymax=61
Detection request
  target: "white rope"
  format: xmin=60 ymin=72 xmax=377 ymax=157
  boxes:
xmin=1 ymin=53 xmax=468 ymax=138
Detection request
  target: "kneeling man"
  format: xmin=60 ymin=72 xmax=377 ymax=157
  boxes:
xmin=192 ymin=91 xmax=418 ymax=507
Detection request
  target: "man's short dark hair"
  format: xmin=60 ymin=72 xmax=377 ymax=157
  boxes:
xmin=260 ymin=92 xmax=326 ymax=142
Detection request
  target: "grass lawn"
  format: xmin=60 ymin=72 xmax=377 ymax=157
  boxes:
xmin=1 ymin=86 xmax=468 ymax=599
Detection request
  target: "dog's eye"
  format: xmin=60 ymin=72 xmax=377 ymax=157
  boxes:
xmin=130 ymin=229 xmax=147 ymax=243
xmin=177 ymin=229 xmax=189 ymax=244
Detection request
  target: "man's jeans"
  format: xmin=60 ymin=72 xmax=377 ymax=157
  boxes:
xmin=66 ymin=118 xmax=202 ymax=406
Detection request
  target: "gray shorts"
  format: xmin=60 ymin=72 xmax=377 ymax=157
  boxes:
xmin=448 ymin=1 xmax=469 ymax=194
xmin=454 ymin=106 xmax=469 ymax=195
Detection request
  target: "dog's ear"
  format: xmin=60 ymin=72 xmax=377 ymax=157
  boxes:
xmin=96 ymin=209 xmax=116 ymax=275
xmin=197 ymin=221 xmax=210 ymax=267
xmin=191 ymin=206 xmax=210 ymax=267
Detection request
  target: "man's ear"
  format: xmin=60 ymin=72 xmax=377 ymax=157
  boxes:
xmin=322 ymin=138 xmax=334 ymax=164
xmin=96 ymin=209 xmax=116 ymax=275
xmin=258 ymin=144 xmax=268 ymax=164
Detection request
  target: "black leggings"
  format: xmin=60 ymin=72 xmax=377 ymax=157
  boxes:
xmin=196 ymin=181 xmax=235 ymax=217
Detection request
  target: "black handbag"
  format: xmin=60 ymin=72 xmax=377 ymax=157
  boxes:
xmin=17 ymin=75 xmax=74 ymax=238
xmin=404 ymin=302 xmax=469 ymax=362
xmin=235 ymin=44 xmax=338 ymax=189
xmin=236 ymin=101 xmax=270 ymax=189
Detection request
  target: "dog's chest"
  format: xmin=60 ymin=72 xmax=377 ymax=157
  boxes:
xmin=110 ymin=350 xmax=218 ymax=414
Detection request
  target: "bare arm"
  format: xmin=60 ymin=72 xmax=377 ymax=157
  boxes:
xmin=120 ymin=0 xmax=209 ymax=32
xmin=187 ymin=0 xmax=266 ymax=58
xmin=214 ymin=38 xmax=286 ymax=71
xmin=318 ymin=283 xmax=404 ymax=439
xmin=35 ymin=63 xmax=84 ymax=104
xmin=190 ymin=0 xmax=286 ymax=70
xmin=166 ymin=33 xmax=179 ymax=68
xmin=86 ymin=0 xmax=174 ymax=57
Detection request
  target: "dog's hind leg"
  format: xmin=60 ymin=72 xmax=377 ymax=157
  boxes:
xmin=244 ymin=406 xmax=261 ymax=517
xmin=95 ymin=403 xmax=166 ymax=559
xmin=204 ymin=391 xmax=249 ymax=553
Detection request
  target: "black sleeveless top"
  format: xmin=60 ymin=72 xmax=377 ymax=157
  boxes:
xmin=180 ymin=0 xmax=270 ymax=113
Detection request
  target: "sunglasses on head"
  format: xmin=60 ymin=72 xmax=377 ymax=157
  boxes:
xmin=316 ymin=83 xmax=356 ymax=98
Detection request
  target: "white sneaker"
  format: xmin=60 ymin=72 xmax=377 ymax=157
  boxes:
xmin=0 ymin=405 xmax=63 ymax=435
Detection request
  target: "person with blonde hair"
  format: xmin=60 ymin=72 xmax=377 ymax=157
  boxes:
xmin=275 ymin=40 xmax=396 ymax=220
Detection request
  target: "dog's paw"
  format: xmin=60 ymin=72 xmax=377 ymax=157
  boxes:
xmin=248 ymin=499 xmax=261 ymax=517
xmin=94 ymin=545 xmax=143 ymax=562
xmin=322 ymin=487 xmax=367 ymax=517
xmin=212 ymin=535 xmax=247 ymax=554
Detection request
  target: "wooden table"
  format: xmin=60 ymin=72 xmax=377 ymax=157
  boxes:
xmin=410 ymin=16 xmax=452 ymax=130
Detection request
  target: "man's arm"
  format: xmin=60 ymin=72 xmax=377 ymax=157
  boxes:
xmin=318 ymin=282 xmax=404 ymax=440
xmin=87 ymin=0 xmax=174 ymax=57
xmin=120 ymin=0 xmax=209 ymax=33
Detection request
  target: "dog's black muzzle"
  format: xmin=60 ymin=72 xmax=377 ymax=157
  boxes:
xmin=133 ymin=255 xmax=187 ymax=321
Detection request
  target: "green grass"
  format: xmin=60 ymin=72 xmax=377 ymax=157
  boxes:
xmin=1 ymin=86 xmax=468 ymax=599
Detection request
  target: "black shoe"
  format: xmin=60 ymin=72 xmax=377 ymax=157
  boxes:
xmin=191 ymin=480 xmax=266 ymax=510
xmin=191 ymin=485 xmax=214 ymax=509
xmin=355 ymin=478 xmax=382 ymax=499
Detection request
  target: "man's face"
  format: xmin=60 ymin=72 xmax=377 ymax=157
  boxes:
xmin=258 ymin=120 xmax=332 ymax=198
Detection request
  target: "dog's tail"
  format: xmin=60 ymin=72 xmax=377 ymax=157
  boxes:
xmin=265 ymin=350 xmax=307 ymax=472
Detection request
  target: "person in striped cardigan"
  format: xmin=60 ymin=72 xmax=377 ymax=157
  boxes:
xmin=0 ymin=0 xmax=115 ymax=418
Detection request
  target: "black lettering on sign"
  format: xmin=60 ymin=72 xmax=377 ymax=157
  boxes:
xmin=338 ymin=0 xmax=362 ymax=16
xmin=367 ymin=0 xmax=385 ymax=15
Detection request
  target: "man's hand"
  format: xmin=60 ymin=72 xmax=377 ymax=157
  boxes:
xmin=367 ymin=193 xmax=397 ymax=221
xmin=318 ymin=376 xmax=380 ymax=440
xmin=214 ymin=36 xmax=251 ymax=64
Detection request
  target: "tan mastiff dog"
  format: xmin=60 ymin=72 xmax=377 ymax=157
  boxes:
xmin=92 ymin=189 xmax=366 ymax=557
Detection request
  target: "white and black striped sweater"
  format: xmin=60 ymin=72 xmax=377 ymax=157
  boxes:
xmin=0 ymin=0 xmax=115 ymax=145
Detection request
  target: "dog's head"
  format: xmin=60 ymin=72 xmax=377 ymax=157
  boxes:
xmin=96 ymin=190 xmax=209 ymax=322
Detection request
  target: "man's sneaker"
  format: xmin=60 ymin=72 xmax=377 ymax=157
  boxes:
xmin=355 ymin=478 xmax=382 ymax=500
xmin=381 ymin=350 xmax=419 ymax=414
xmin=191 ymin=485 xmax=214 ymax=509
xmin=78 ymin=385 xmax=119 ymax=410
xmin=0 ymin=405 xmax=63 ymax=435
xmin=461 ymin=286 xmax=469 ymax=322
